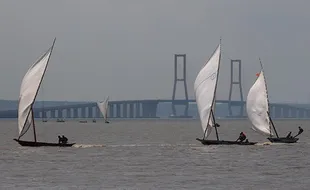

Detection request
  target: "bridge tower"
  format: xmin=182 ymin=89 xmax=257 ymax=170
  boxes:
xmin=228 ymin=59 xmax=244 ymax=116
xmin=171 ymin=54 xmax=189 ymax=117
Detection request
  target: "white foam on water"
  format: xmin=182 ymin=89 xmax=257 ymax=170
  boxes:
xmin=255 ymin=142 xmax=287 ymax=146
xmin=73 ymin=144 xmax=105 ymax=148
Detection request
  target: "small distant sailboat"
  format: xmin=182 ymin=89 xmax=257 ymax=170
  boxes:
xmin=97 ymin=96 xmax=110 ymax=123
xmin=14 ymin=38 xmax=75 ymax=147
xmin=195 ymin=43 xmax=256 ymax=145
xmin=246 ymin=59 xmax=299 ymax=143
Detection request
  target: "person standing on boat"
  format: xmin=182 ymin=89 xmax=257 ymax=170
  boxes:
xmin=295 ymin=126 xmax=304 ymax=137
xmin=236 ymin=132 xmax=246 ymax=142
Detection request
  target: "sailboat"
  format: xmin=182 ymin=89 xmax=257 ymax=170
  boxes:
xmin=97 ymin=96 xmax=110 ymax=123
xmin=14 ymin=38 xmax=75 ymax=147
xmin=246 ymin=59 xmax=299 ymax=143
xmin=195 ymin=43 xmax=256 ymax=145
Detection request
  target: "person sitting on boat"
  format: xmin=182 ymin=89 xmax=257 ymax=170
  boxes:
xmin=214 ymin=123 xmax=220 ymax=128
xmin=286 ymin=131 xmax=292 ymax=138
xmin=58 ymin=135 xmax=62 ymax=144
xmin=62 ymin=135 xmax=68 ymax=144
xmin=236 ymin=132 xmax=246 ymax=142
xmin=105 ymin=120 xmax=110 ymax=124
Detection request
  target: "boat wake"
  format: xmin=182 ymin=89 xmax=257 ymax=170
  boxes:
xmin=255 ymin=142 xmax=287 ymax=146
xmin=73 ymin=144 xmax=105 ymax=148
xmin=255 ymin=142 xmax=272 ymax=146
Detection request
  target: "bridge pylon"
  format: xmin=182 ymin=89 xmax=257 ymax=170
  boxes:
xmin=171 ymin=54 xmax=189 ymax=117
xmin=228 ymin=59 xmax=244 ymax=117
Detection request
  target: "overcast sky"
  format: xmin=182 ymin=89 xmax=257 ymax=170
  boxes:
xmin=0 ymin=0 xmax=309 ymax=103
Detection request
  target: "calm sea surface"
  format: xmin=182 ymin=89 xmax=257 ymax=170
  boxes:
xmin=0 ymin=119 xmax=309 ymax=190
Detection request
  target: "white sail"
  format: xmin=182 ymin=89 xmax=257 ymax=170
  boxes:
xmin=246 ymin=70 xmax=273 ymax=136
xmin=194 ymin=44 xmax=221 ymax=139
xmin=97 ymin=96 xmax=109 ymax=121
xmin=18 ymin=40 xmax=55 ymax=138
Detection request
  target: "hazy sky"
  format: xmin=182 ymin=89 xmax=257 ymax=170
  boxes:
xmin=0 ymin=0 xmax=309 ymax=103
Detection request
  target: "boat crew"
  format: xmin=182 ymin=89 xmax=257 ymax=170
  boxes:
xmin=295 ymin=126 xmax=304 ymax=137
xmin=62 ymin=135 xmax=68 ymax=144
xmin=58 ymin=135 xmax=68 ymax=144
xmin=236 ymin=132 xmax=246 ymax=142
xmin=286 ymin=131 xmax=292 ymax=138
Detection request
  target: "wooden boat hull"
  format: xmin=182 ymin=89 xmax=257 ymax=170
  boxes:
xmin=267 ymin=137 xmax=298 ymax=143
xmin=14 ymin=139 xmax=75 ymax=147
xmin=196 ymin=138 xmax=257 ymax=145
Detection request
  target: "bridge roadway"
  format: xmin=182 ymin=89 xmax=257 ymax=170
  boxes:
xmin=0 ymin=99 xmax=309 ymax=119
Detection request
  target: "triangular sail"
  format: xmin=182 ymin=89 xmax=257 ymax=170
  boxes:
xmin=18 ymin=39 xmax=56 ymax=139
xmin=97 ymin=96 xmax=109 ymax=121
xmin=246 ymin=70 xmax=273 ymax=136
xmin=194 ymin=44 xmax=221 ymax=139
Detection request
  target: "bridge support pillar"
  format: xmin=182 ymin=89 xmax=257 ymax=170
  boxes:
xmin=51 ymin=110 xmax=56 ymax=118
xmin=275 ymin=106 xmax=282 ymax=118
xmin=34 ymin=111 xmax=40 ymax=118
xmin=123 ymin=104 xmax=127 ymax=118
xmin=58 ymin=109 xmax=63 ymax=118
xmin=43 ymin=111 xmax=47 ymax=119
xmin=88 ymin=107 xmax=93 ymax=118
xmin=283 ymin=107 xmax=289 ymax=118
xmin=81 ymin=107 xmax=86 ymax=118
xmin=228 ymin=60 xmax=244 ymax=117
xmin=116 ymin=104 xmax=121 ymax=118
xmin=290 ymin=108 xmax=297 ymax=118
xmin=307 ymin=110 xmax=310 ymax=118
xmin=129 ymin=103 xmax=134 ymax=118
xmin=136 ymin=103 xmax=141 ymax=118
xmin=298 ymin=110 xmax=304 ymax=118
xmin=171 ymin=54 xmax=189 ymax=117
xmin=66 ymin=108 xmax=70 ymax=118
xmin=108 ymin=104 xmax=113 ymax=118
xmin=73 ymin=108 xmax=78 ymax=118
xmin=94 ymin=106 xmax=99 ymax=118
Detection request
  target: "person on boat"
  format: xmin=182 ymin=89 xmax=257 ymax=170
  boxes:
xmin=105 ymin=120 xmax=110 ymax=124
xmin=58 ymin=135 xmax=62 ymax=144
xmin=214 ymin=123 xmax=220 ymax=128
xmin=236 ymin=132 xmax=246 ymax=142
xmin=62 ymin=135 xmax=68 ymax=144
xmin=295 ymin=126 xmax=304 ymax=137
xmin=286 ymin=131 xmax=292 ymax=138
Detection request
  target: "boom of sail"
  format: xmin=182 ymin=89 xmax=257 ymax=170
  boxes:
xmin=246 ymin=70 xmax=273 ymax=136
xmin=18 ymin=43 xmax=54 ymax=139
xmin=194 ymin=44 xmax=221 ymax=139
xmin=97 ymin=96 xmax=109 ymax=121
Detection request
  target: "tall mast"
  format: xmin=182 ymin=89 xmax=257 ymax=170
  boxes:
xmin=259 ymin=58 xmax=279 ymax=138
xmin=211 ymin=110 xmax=219 ymax=140
xmin=31 ymin=109 xmax=37 ymax=142
xmin=268 ymin=111 xmax=279 ymax=138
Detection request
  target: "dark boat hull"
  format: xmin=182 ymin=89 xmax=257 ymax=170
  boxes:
xmin=267 ymin=137 xmax=298 ymax=143
xmin=14 ymin=139 xmax=75 ymax=147
xmin=196 ymin=138 xmax=257 ymax=145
